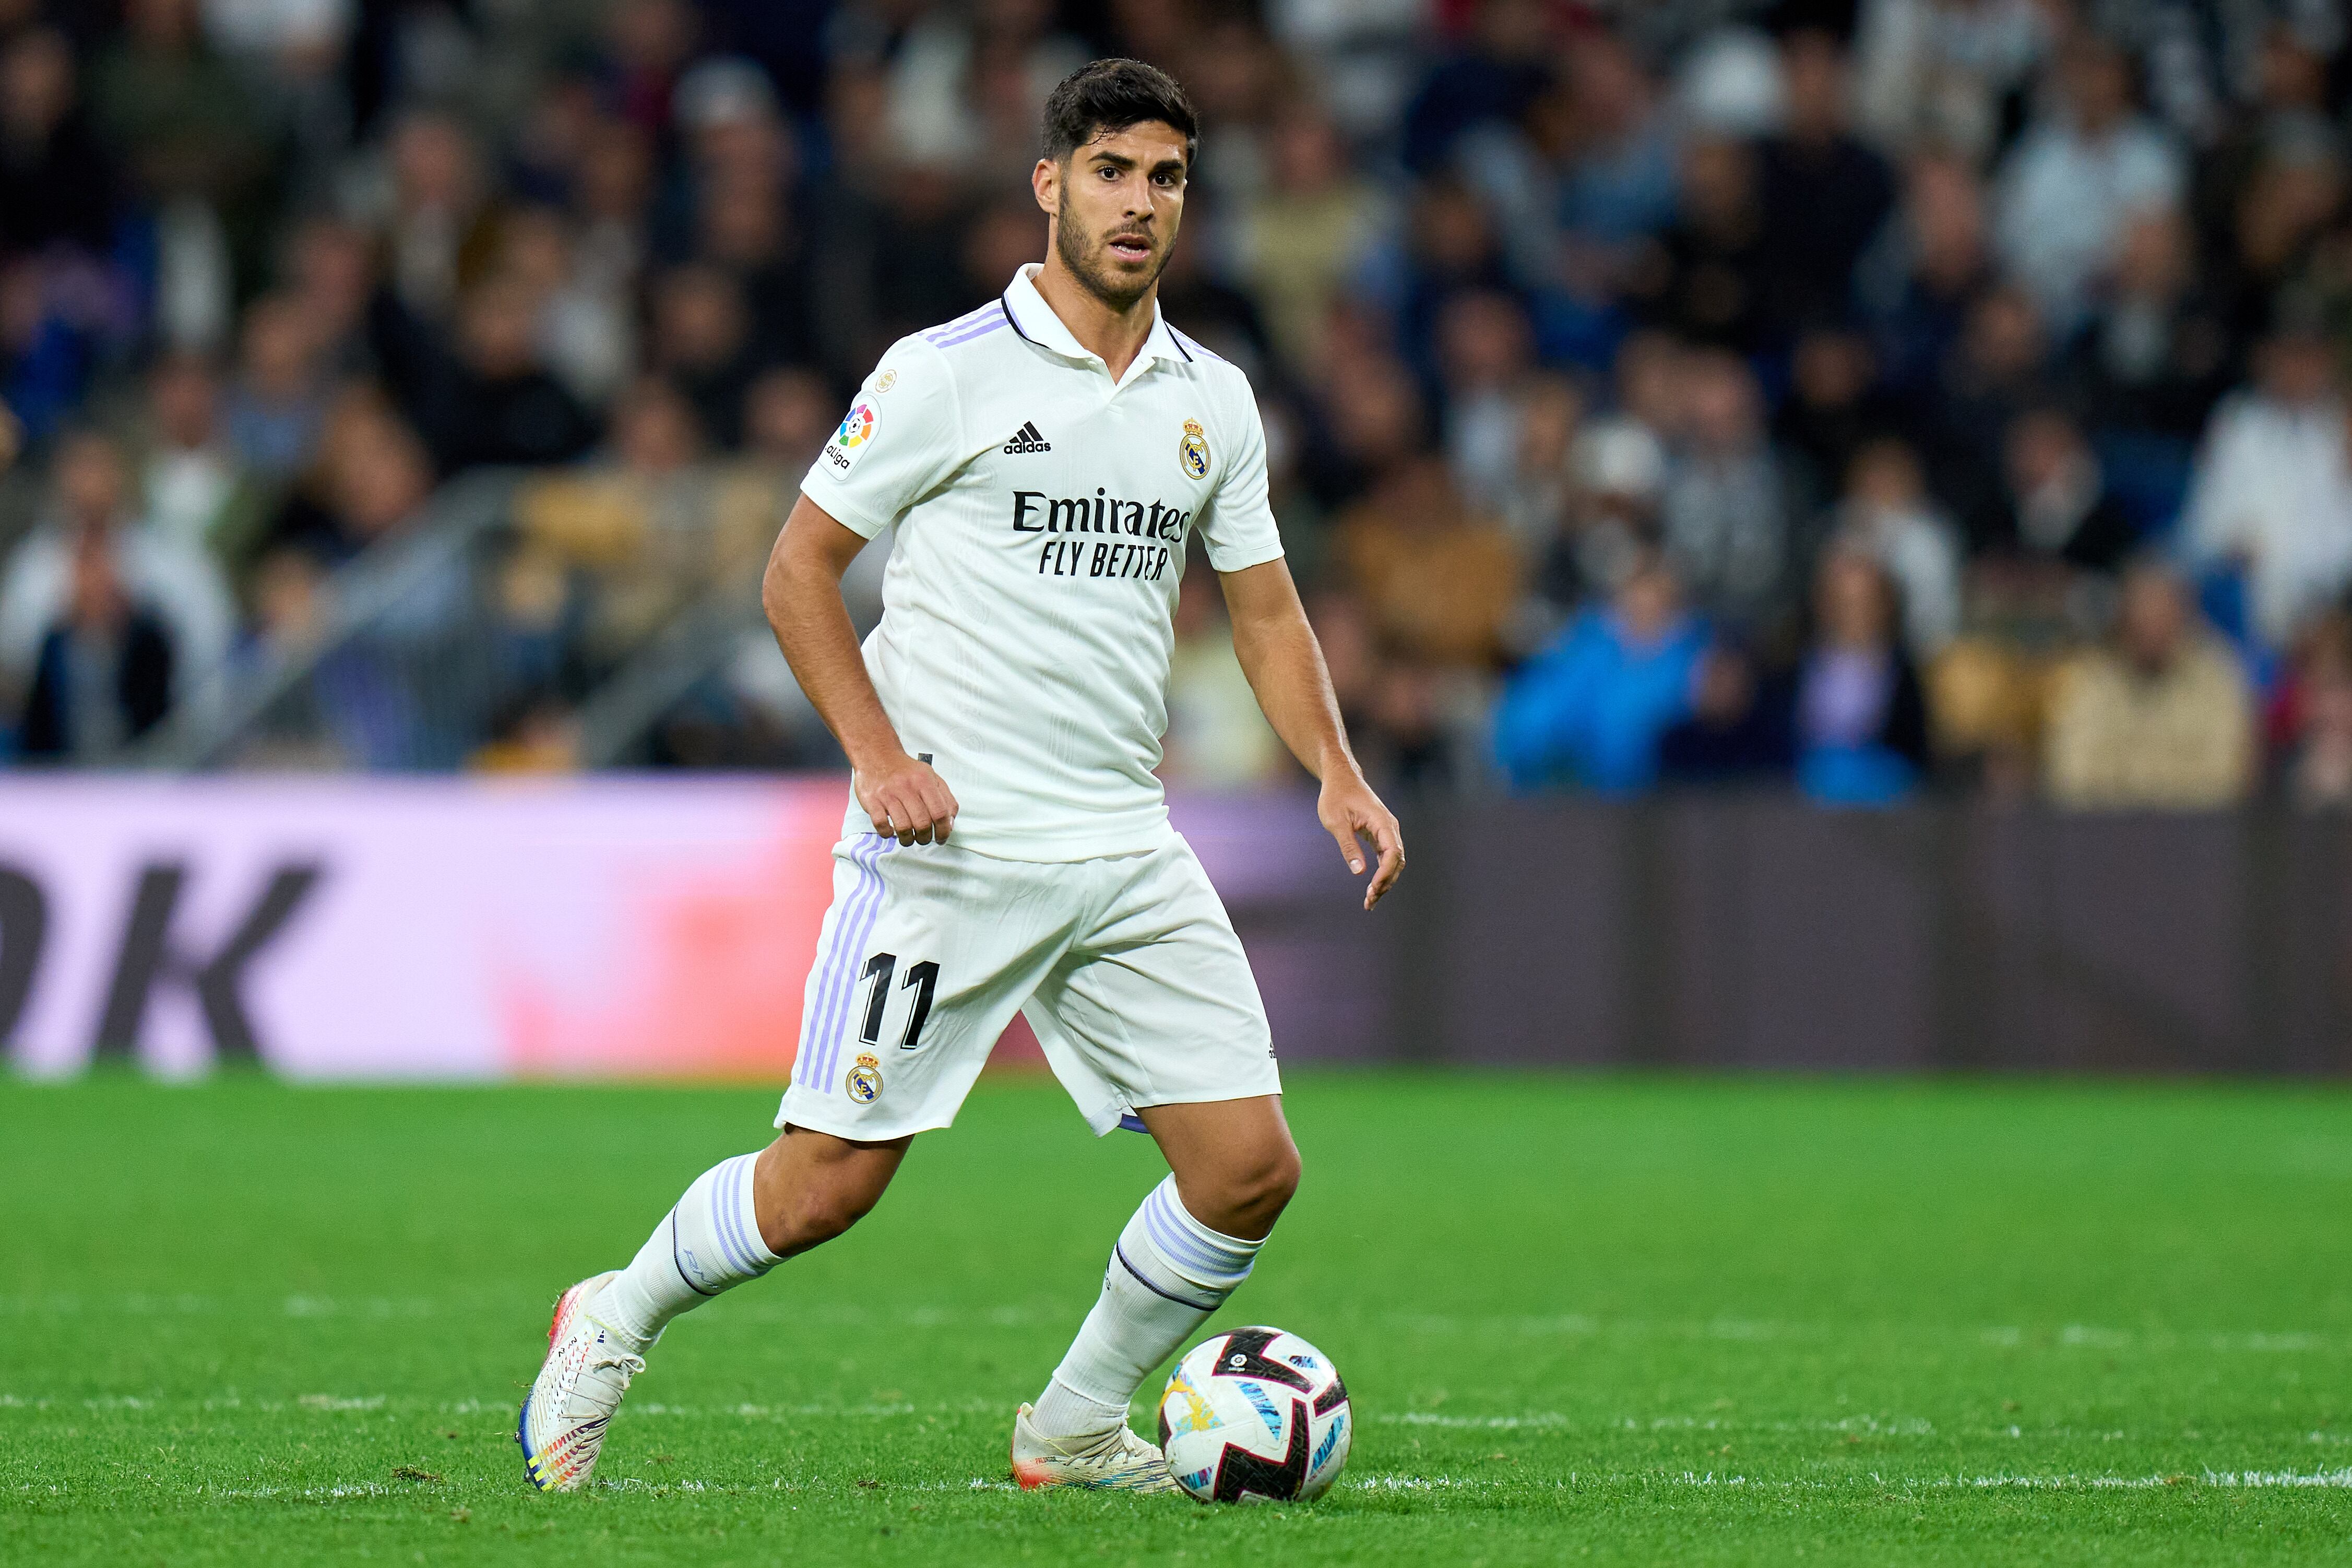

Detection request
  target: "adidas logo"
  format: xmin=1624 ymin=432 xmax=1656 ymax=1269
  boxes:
xmin=1002 ymin=421 xmax=1052 ymax=454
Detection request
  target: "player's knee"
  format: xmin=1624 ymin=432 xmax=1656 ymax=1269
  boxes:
xmin=1217 ymin=1138 xmax=1301 ymax=1236
xmin=1256 ymin=1140 xmax=1303 ymax=1217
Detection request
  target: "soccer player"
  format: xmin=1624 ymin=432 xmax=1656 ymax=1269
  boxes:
xmin=519 ymin=58 xmax=1404 ymax=1494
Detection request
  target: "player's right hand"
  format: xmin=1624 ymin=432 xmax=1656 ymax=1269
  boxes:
xmin=857 ymin=753 xmax=959 ymax=846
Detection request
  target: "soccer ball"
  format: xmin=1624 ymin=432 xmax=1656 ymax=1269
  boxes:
xmin=1157 ymin=1326 xmax=1351 ymax=1503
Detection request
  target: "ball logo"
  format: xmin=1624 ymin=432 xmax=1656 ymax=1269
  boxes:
xmin=846 ymin=1051 xmax=883 ymax=1103
xmin=825 ymin=404 xmax=878 ymax=473
xmin=1179 ymin=418 xmax=1210 ymax=481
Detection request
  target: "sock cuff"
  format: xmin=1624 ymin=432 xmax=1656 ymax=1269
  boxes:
xmin=1135 ymin=1174 xmax=1261 ymax=1292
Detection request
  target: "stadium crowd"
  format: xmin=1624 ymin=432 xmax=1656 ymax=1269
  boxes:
xmin=2 ymin=0 xmax=2350 ymax=806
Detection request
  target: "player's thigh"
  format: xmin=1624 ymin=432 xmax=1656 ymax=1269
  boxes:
xmin=1025 ymin=840 xmax=1278 ymax=1137
xmin=752 ymin=1124 xmax=912 ymax=1257
xmin=779 ymin=837 xmax=1068 ymax=1141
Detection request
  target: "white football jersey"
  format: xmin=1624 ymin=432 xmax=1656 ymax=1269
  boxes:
xmin=800 ymin=264 xmax=1284 ymax=861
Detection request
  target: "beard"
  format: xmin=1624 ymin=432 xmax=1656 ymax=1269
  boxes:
xmin=1054 ymin=191 xmax=1172 ymax=312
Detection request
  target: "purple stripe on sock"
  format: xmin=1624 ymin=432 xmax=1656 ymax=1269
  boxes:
xmin=713 ymin=1157 xmax=752 ymax=1276
xmin=1143 ymin=1194 xmax=1226 ymax=1279
xmin=724 ymin=1155 xmax=767 ymax=1276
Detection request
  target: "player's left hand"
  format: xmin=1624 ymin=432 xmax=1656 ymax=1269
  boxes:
xmin=1317 ymin=772 xmax=1404 ymax=912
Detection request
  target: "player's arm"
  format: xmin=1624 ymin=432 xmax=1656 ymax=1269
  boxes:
xmin=763 ymin=494 xmax=957 ymax=845
xmin=1218 ymin=558 xmax=1405 ymax=911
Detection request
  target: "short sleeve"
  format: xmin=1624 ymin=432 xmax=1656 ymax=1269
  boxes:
xmin=800 ymin=341 xmax=966 ymax=539
xmin=1194 ymin=389 xmax=1285 ymax=573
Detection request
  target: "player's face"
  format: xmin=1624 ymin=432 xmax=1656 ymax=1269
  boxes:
xmin=1041 ymin=123 xmax=1187 ymax=311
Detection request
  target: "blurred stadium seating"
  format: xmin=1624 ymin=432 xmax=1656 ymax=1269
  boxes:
xmin=5 ymin=1 xmax=2352 ymax=1074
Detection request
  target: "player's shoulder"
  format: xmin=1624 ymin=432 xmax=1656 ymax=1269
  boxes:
xmin=1157 ymin=322 xmax=1256 ymax=409
xmin=911 ymin=300 xmax=1022 ymax=365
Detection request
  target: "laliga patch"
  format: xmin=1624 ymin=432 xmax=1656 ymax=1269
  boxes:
xmin=846 ymin=1052 xmax=883 ymax=1103
xmin=1179 ymin=418 xmax=1210 ymax=481
xmin=825 ymin=402 xmax=878 ymax=474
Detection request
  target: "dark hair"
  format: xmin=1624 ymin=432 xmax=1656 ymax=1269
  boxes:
xmin=1041 ymin=58 xmax=1198 ymax=167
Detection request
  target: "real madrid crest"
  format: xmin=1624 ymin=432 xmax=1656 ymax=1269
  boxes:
xmin=847 ymin=1052 xmax=883 ymax=1103
xmin=1179 ymin=418 xmax=1210 ymax=481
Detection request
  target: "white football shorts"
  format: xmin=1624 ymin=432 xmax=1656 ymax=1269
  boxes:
xmin=775 ymin=833 xmax=1279 ymax=1142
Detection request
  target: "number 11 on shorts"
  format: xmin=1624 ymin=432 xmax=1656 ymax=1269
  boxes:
xmin=858 ymin=953 xmax=940 ymax=1051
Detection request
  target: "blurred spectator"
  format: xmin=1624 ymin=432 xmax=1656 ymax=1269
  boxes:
xmin=0 ymin=429 xmax=233 ymax=702
xmin=1657 ymin=638 xmax=1795 ymax=784
xmin=414 ymin=278 xmax=598 ymax=473
xmin=1622 ymin=134 xmax=1769 ymax=352
xmin=377 ymin=110 xmax=492 ymax=327
xmin=1402 ymin=0 xmax=1554 ymax=176
xmin=496 ymin=206 xmax=635 ymax=411
xmin=1992 ymin=33 xmax=2185 ymax=336
xmin=1495 ymin=552 xmax=1706 ymax=794
xmin=222 ymin=293 xmax=326 ymax=480
xmin=1756 ymin=31 xmax=1895 ymax=340
xmin=1492 ymin=372 xmax=1585 ymax=560
xmin=1523 ymin=413 xmax=1664 ymax=635
xmin=264 ymin=389 xmax=433 ymax=566
xmin=1162 ymin=559 xmax=1287 ymax=789
xmin=139 ymin=351 xmax=268 ymax=576
xmin=1435 ymin=290 xmax=1539 ymax=513
xmin=1980 ymin=408 xmax=2138 ymax=574
xmin=1793 ymin=548 xmax=1930 ymax=804
xmin=648 ymin=264 xmax=757 ymax=450
xmin=2181 ymin=313 xmax=2352 ymax=648
xmin=1775 ymin=325 xmax=1888 ymax=512
xmin=91 ymin=0 xmax=266 ymax=204
xmin=1922 ymin=284 xmax=2048 ymax=532
xmin=1234 ymin=104 xmax=1386 ymax=373
xmin=2280 ymin=613 xmax=2352 ymax=809
xmin=1659 ymin=348 xmax=1793 ymax=633
xmin=0 ymin=28 xmax=118 ymax=260
xmin=1833 ymin=438 xmax=1961 ymax=656
xmin=2045 ymin=560 xmax=2253 ymax=810
xmin=1859 ymin=151 xmax=1995 ymax=402
xmin=15 ymin=524 xmax=175 ymax=759
xmin=1334 ymin=456 xmax=1519 ymax=671
xmin=1853 ymin=0 xmax=2049 ymax=161
xmin=2067 ymin=210 xmax=2232 ymax=444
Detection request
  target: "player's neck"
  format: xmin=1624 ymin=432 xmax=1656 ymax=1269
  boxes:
xmin=1033 ymin=255 xmax=1158 ymax=382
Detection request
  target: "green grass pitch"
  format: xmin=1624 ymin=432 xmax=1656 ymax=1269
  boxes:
xmin=5 ymin=1071 xmax=2350 ymax=1565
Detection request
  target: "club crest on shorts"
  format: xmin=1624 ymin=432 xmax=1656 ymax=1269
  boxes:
xmin=846 ymin=1052 xmax=883 ymax=1103
xmin=1179 ymin=418 xmax=1210 ymax=481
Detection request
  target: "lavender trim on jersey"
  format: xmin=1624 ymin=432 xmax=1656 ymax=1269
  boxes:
xmin=932 ymin=315 xmax=1010 ymax=350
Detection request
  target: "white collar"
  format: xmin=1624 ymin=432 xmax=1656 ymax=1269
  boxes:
xmin=1000 ymin=264 xmax=1192 ymax=381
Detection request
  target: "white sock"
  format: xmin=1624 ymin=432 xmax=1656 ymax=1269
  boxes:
xmin=593 ymin=1151 xmax=780 ymax=1351
xmin=1032 ymin=1174 xmax=1265 ymax=1441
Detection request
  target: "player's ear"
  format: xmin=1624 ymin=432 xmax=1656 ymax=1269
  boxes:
xmin=1031 ymin=158 xmax=1059 ymax=217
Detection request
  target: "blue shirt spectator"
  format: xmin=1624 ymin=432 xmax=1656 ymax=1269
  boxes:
xmin=1495 ymin=559 xmax=1705 ymax=793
